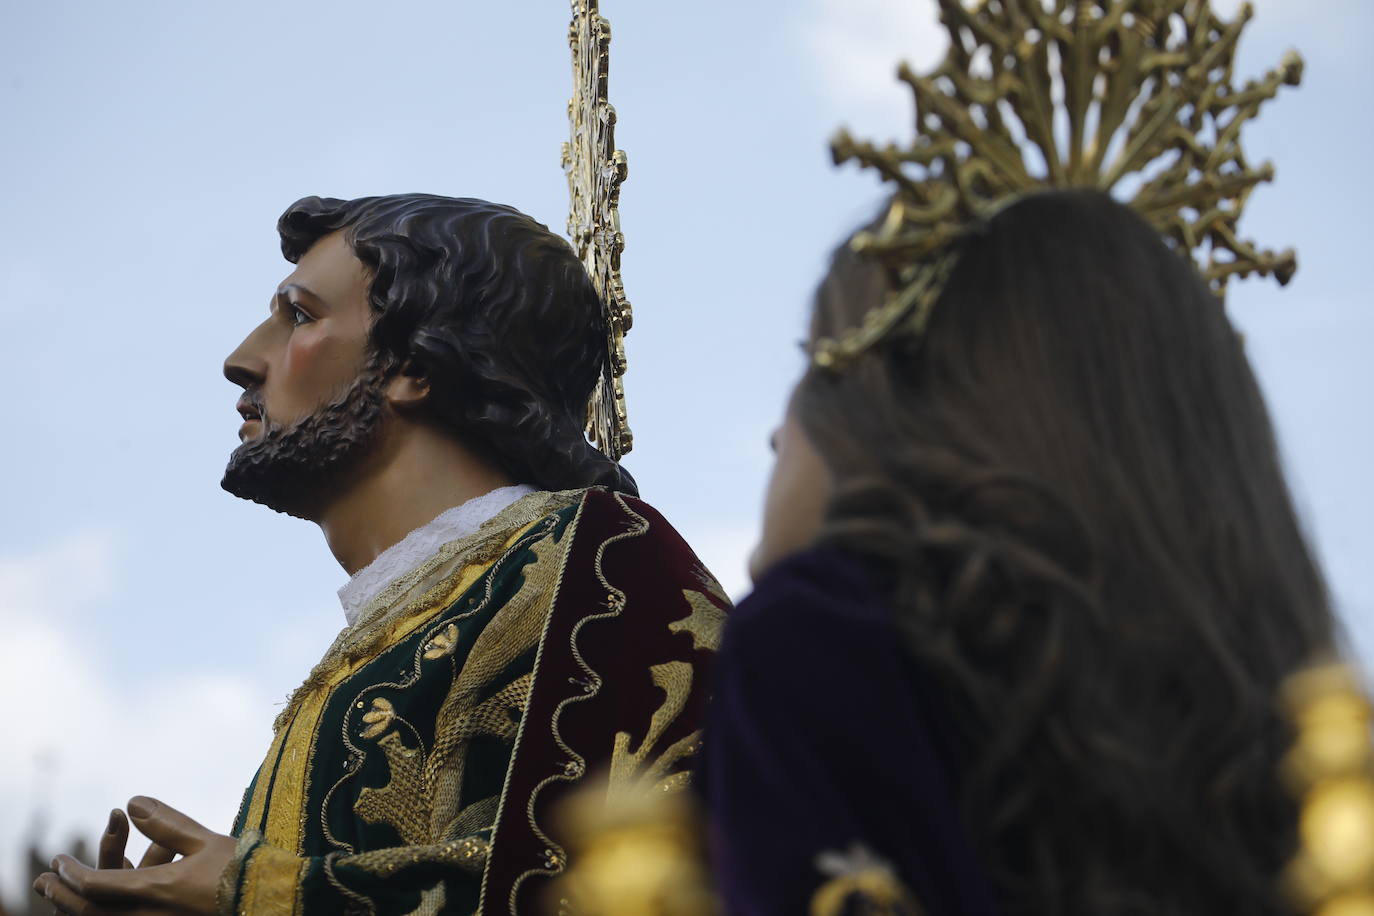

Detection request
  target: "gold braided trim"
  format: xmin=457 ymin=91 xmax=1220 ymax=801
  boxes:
xmin=240 ymin=722 xmax=292 ymax=843
xmin=236 ymin=839 xmax=307 ymax=916
xmin=215 ymin=831 xmax=259 ymax=916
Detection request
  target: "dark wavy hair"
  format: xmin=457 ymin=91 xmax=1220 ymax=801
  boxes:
xmin=798 ymin=190 xmax=1336 ymax=914
xmin=277 ymin=193 xmax=634 ymax=494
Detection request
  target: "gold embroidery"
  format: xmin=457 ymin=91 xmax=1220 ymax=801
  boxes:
xmin=321 ymin=853 xmax=374 ymax=913
xmin=246 ymin=493 xmax=579 ymax=857
xmin=355 ymin=731 xmax=429 ymax=845
xmin=241 ymin=715 xmax=293 ymax=838
xmin=330 ymin=521 xmax=569 ymax=854
xmin=478 ymin=492 xmax=592 ymax=911
xmin=422 ymin=623 xmax=461 ymax=660
xmin=237 ymin=841 xmax=307 ymax=916
xmin=608 ymin=662 xmax=699 ymax=793
xmin=353 ymin=676 xmax=534 ymax=846
xmin=272 ymin=491 xmax=580 ymax=734
xmin=345 ymin=491 xmax=580 ymax=651
xmin=359 ymin=697 xmax=397 ymax=740
xmin=444 ymin=795 xmax=501 ymax=840
xmin=340 ymin=836 xmax=490 ymax=879
xmin=692 ymin=564 xmax=730 ymax=607
xmin=324 ymin=518 xmax=560 ymax=854
xmin=425 ymin=529 xmax=569 ymax=838
xmin=501 ymin=493 xmax=651 ymax=914
xmin=217 ymin=830 xmax=259 ymax=916
xmin=442 ymin=674 xmax=532 ymax=746
xmin=669 ymin=590 xmax=726 ymax=652
xmin=265 ymin=684 xmax=337 ymax=851
xmin=405 ymin=881 xmax=446 ymax=916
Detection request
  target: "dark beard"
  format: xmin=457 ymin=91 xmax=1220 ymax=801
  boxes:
xmin=221 ymin=370 xmax=387 ymax=519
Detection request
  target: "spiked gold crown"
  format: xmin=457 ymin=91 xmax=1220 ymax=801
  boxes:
xmin=813 ymin=0 xmax=1302 ymax=371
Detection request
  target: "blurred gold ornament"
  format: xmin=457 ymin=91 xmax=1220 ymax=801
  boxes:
xmin=1317 ymin=895 xmax=1374 ymax=916
xmin=1282 ymin=661 xmax=1374 ymax=914
xmin=810 ymin=844 xmax=923 ymax=916
xmin=814 ymin=0 xmax=1301 ymax=371
xmin=547 ymin=780 xmax=716 ymax=916
xmin=564 ymin=0 xmax=633 ymax=457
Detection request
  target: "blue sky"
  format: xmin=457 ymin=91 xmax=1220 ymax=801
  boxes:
xmin=1 ymin=0 xmax=1369 ymax=902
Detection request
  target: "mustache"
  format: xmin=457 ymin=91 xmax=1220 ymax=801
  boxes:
xmin=237 ymin=390 xmax=269 ymax=424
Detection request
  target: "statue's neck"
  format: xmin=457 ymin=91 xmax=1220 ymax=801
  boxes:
xmin=317 ymin=425 xmax=518 ymax=577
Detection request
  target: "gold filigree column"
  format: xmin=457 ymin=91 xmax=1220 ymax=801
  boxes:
xmin=564 ymin=0 xmax=633 ymax=459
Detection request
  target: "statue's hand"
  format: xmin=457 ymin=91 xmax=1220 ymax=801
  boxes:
xmin=98 ymin=808 xmax=132 ymax=870
xmin=33 ymin=807 xmax=178 ymax=914
xmin=99 ymin=807 xmax=178 ymax=870
xmin=34 ymin=797 xmax=233 ymax=916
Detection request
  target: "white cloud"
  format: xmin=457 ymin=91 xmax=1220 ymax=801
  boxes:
xmin=0 ymin=532 xmax=271 ymax=907
xmin=796 ymin=0 xmax=943 ymax=138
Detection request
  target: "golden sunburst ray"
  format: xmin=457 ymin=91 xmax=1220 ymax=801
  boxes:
xmin=816 ymin=0 xmax=1301 ymax=370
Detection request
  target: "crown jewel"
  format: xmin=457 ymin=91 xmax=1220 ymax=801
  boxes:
xmin=814 ymin=0 xmax=1301 ymax=371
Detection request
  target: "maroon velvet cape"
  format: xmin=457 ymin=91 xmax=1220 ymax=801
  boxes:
xmin=481 ymin=489 xmax=727 ymax=913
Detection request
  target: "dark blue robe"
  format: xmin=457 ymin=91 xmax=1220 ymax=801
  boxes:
xmin=700 ymin=545 xmax=1003 ymax=915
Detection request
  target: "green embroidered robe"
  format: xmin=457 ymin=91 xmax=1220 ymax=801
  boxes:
xmin=220 ymin=488 xmax=727 ymax=915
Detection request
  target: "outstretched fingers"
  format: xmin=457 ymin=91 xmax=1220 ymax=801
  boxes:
xmin=50 ymin=853 xmax=175 ymax=906
xmin=140 ymin=842 xmax=177 ymax=868
xmin=127 ymin=796 xmax=213 ymax=856
xmin=97 ymin=809 xmax=130 ymax=870
xmin=33 ymin=870 xmax=117 ymax=916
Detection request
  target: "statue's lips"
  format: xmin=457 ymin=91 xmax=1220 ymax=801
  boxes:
xmin=236 ymin=398 xmax=264 ymax=441
xmin=237 ymin=397 xmax=263 ymax=420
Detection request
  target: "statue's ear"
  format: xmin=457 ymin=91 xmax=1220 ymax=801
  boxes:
xmin=384 ymin=363 xmax=431 ymax=409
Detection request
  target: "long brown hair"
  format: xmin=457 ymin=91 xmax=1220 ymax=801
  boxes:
xmin=798 ymin=189 xmax=1336 ymax=914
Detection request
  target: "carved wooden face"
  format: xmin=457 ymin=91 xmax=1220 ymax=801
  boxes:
xmin=749 ymin=386 xmax=831 ymax=583
xmin=223 ymin=230 xmax=374 ymax=438
xmin=220 ymin=231 xmax=389 ymax=519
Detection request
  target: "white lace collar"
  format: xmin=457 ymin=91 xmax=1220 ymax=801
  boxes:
xmin=337 ymin=484 xmax=537 ymax=626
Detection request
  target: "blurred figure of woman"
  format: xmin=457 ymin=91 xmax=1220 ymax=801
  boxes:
xmin=694 ymin=0 xmax=1356 ymax=880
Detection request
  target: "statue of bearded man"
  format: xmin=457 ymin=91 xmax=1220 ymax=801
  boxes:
xmin=37 ymin=194 xmax=728 ymax=916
